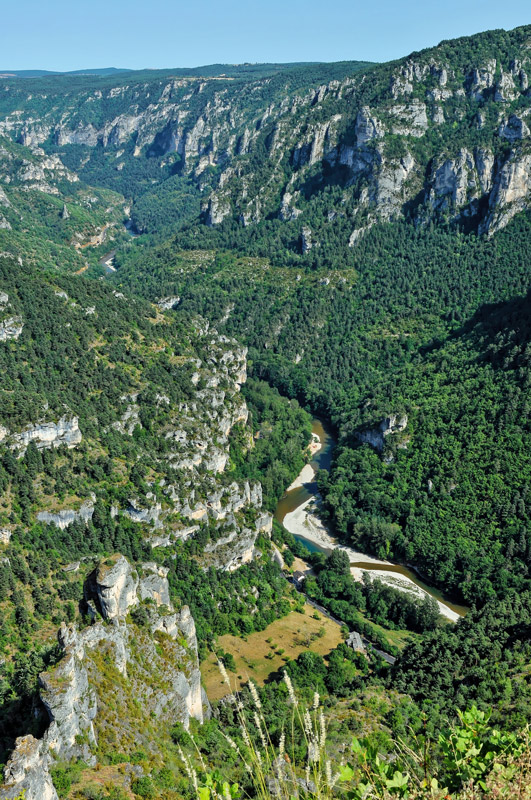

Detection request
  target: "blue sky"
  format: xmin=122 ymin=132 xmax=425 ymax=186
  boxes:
xmin=1 ymin=0 xmax=529 ymax=71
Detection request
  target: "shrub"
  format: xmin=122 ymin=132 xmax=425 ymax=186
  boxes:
xmin=50 ymin=763 xmax=82 ymax=798
xmin=131 ymin=776 xmax=156 ymax=799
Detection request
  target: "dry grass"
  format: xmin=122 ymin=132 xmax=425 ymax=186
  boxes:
xmin=201 ymin=604 xmax=343 ymax=701
xmin=291 ymin=556 xmax=314 ymax=573
xmin=70 ymin=765 xmax=135 ymax=798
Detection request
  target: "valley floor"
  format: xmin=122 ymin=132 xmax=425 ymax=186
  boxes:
xmin=282 ymin=464 xmax=461 ymax=623
xmin=200 ymin=602 xmax=342 ymax=701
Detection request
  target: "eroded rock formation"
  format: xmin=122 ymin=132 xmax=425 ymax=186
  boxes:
xmin=0 ymin=555 xmax=207 ymax=800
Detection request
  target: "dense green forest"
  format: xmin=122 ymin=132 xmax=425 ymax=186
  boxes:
xmin=110 ymin=211 xmax=531 ymax=604
xmin=0 ymin=21 xmax=531 ymax=800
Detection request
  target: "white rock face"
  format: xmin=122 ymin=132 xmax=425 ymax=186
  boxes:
xmin=279 ymin=191 xmax=302 ymax=221
xmin=301 ymin=226 xmax=313 ymax=253
xmin=426 ymin=146 xmax=502 ymax=218
xmin=138 ymin=563 xmax=172 ymax=607
xmin=495 ymin=70 xmax=517 ymax=102
xmin=94 ymin=556 xmax=178 ymax=619
xmin=1 ymin=42 xmax=529 ymax=244
xmin=355 ymin=107 xmax=384 ymax=146
xmin=271 ymin=545 xmax=285 ymax=569
xmin=0 ymin=576 xmax=209 ymax=800
xmin=388 ymin=101 xmax=428 ymax=137
xmin=204 ymin=525 xmax=258 ymax=571
xmin=349 ymin=222 xmax=375 ymax=246
xmin=37 ymin=498 xmax=95 ymax=530
xmin=429 ymin=149 xmax=475 ymax=211
xmin=475 ymin=148 xmax=494 ymax=194
xmin=206 ymin=193 xmax=231 ymax=225
xmin=95 ymin=555 xmax=140 ymax=620
xmin=498 ymin=114 xmax=530 ymax=141
xmin=0 ymin=736 xmax=58 ymax=800
xmin=125 ymin=498 xmax=163 ymax=527
xmin=156 ymin=296 xmax=181 ymax=310
xmin=480 ymin=152 xmax=531 ymax=235
xmin=469 ymin=59 xmax=497 ymax=100
xmin=0 ymin=316 xmax=23 ymax=341
xmin=40 ymin=625 xmax=99 ymax=765
xmin=11 ymin=416 xmax=82 ymax=450
xmin=373 ymin=153 xmax=416 ymax=217
xmin=357 ymin=414 xmax=408 ymax=452
xmin=56 ymin=124 xmax=100 ymax=146
xmin=1 ymin=556 xmax=208 ymax=800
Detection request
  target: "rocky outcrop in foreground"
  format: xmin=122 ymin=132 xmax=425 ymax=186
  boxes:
xmin=0 ymin=555 xmax=207 ymax=800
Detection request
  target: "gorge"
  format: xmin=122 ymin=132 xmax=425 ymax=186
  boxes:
xmin=275 ymin=419 xmax=468 ymax=621
xmin=0 ymin=21 xmax=530 ymax=799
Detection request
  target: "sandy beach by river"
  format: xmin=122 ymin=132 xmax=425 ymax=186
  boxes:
xmin=286 ymin=432 xmax=323 ymax=491
xmin=282 ymin=464 xmax=460 ymax=623
xmin=283 ymin=492 xmax=392 ymax=567
xmin=286 ymin=464 xmax=316 ymax=492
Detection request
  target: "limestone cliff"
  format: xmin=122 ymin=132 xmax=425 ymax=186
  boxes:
xmin=1 ymin=28 xmax=530 ymax=247
xmin=357 ymin=414 xmax=408 ymax=453
xmin=0 ymin=555 xmax=207 ymax=800
xmin=0 ymin=414 xmax=82 ymax=453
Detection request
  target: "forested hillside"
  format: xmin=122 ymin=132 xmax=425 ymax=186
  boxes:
xmin=0 ymin=22 xmax=530 ymax=800
xmin=111 ymin=209 xmax=531 ymax=603
xmin=0 ymin=250 xmax=324 ymax=800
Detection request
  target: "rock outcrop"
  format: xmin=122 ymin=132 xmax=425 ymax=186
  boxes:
xmin=479 ymin=151 xmax=531 ymax=235
xmin=156 ymin=295 xmax=181 ymax=310
xmin=0 ymin=415 xmax=82 ymax=451
xmin=0 ymin=316 xmax=23 ymax=341
xmin=300 ymin=226 xmax=313 ymax=254
xmin=0 ymin=555 xmax=207 ymax=800
xmin=94 ymin=554 xmax=140 ymax=620
xmin=37 ymin=497 xmax=95 ymax=530
xmin=357 ymin=414 xmax=408 ymax=452
xmin=0 ymin=293 xmax=23 ymax=341
xmin=0 ymin=736 xmax=58 ymax=800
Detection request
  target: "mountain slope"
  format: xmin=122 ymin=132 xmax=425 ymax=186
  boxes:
xmin=0 ymin=24 xmax=531 ymax=800
xmin=0 ymin=26 xmax=529 ymax=248
xmin=111 ymin=206 xmax=531 ymax=603
xmin=0 ymin=253 xmax=274 ymax=564
xmin=0 ymin=135 xmax=126 ymax=274
xmin=201 ymin=24 xmax=531 ymax=240
xmin=0 ymin=252 xmax=320 ymax=788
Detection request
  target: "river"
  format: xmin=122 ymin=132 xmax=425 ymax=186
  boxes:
xmin=99 ymin=218 xmax=140 ymax=274
xmin=274 ymin=418 xmax=468 ymax=622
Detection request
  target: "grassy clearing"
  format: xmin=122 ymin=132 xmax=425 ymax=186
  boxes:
xmin=201 ymin=603 xmax=343 ymax=701
xmin=285 ymin=555 xmax=416 ymax=653
xmin=363 ymin=619 xmax=419 ymax=650
xmin=70 ymin=765 xmax=135 ymax=798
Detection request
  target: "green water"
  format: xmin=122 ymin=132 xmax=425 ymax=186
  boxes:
xmin=274 ymin=418 xmax=469 ymax=618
